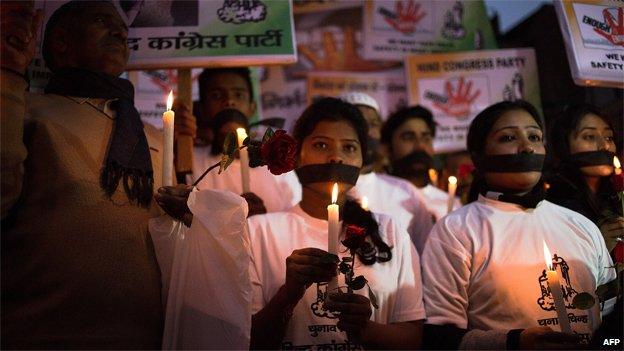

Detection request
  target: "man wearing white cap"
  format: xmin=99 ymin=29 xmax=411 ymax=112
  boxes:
xmin=339 ymin=92 xmax=434 ymax=254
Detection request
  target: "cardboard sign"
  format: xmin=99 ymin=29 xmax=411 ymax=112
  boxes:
xmin=362 ymin=0 xmax=497 ymax=61
xmin=306 ymin=70 xmax=408 ymax=119
xmin=30 ymin=0 xmax=296 ymax=81
xmin=555 ymin=0 xmax=624 ymax=88
xmin=405 ymin=48 xmax=542 ymax=153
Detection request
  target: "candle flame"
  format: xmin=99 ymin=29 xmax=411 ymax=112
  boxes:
xmin=166 ymin=90 xmax=173 ymax=110
xmin=361 ymin=196 xmax=368 ymax=210
xmin=331 ymin=183 xmax=338 ymax=204
xmin=236 ymin=128 xmax=248 ymax=147
xmin=543 ymin=241 xmax=554 ymax=271
xmin=614 ymin=156 xmax=621 ymax=169
xmin=428 ymin=168 xmax=438 ymax=181
xmin=448 ymin=176 xmax=457 ymax=185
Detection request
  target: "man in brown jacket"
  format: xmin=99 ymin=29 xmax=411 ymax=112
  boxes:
xmin=1 ymin=1 xmax=193 ymax=348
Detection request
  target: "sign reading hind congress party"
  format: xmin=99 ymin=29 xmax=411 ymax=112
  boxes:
xmin=35 ymin=0 xmax=296 ymax=70
xmin=405 ymin=49 xmax=541 ymax=153
xmin=555 ymin=0 xmax=624 ymax=88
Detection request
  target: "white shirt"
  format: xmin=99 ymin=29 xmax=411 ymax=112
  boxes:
xmin=283 ymin=172 xmax=434 ymax=254
xmin=420 ymin=184 xmax=462 ymax=222
xmin=190 ymin=145 xmax=298 ymax=212
xmin=422 ymin=196 xmax=616 ymax=340
xmin=248 ymin=205 xmax=426 ymax=349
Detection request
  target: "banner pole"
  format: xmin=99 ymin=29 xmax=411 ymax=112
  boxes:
xmin=176 ymin=68 xmax=194 ymax=176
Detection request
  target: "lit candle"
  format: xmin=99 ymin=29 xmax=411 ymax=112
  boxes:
xmin=614 ymin=156 xmax=622 ymax=175
xmin=236 ymin=128 xmax=250 ymax=193
xmin=162 ymin=91 xmax=175 ymax=187
xmin=361 ymin=196 xmax=369 ymax=211
xmin=447 ymin=176 xmax=457 ymax=214
xmin=327 ymin=183 xmax=340 ymax=293
xmin=428 ymin=168 xmax=439 ymax=187
xmin=543 ymin=241 xmax=573 ymax=334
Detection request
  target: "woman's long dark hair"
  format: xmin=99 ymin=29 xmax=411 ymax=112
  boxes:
xmin=546 ymin=104 xmax=620 ymax=221
xmin=343 ymin=199 xmax=392 ymax=265
xmin=293 ymin=97 xmax=392 ymax=264
xmin=466 ymin=100 xmax=545 ymax=203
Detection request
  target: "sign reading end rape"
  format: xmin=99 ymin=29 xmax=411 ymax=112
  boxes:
xmin=405 ymin=49 xmax=541 ymax=153
xmin=33 ymin=0 xmax=296 ymax=71
xmin=555 ymin=0 xmax=624 ymax=88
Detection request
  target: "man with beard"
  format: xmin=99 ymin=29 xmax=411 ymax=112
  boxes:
xmin=0 ymin=1 xmax=191 ymax=348
xmin=381 ymin=106 xmax=461 ymax=231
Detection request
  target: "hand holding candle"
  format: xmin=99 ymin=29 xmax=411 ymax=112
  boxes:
xmin=162 ymin=91 xmax=175 ymax=187
xmin=327 ymin=183 xmax=340 ymax=293
xmin=543 ymin=241 xmax=573 ymax=334
xmin=236 ymin=128 xmax=251 ymax=193
xmin=447 ymin=176 xmax=457 ymax=214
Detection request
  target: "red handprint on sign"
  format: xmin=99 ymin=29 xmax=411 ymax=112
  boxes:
xmin=380 ymin=0 xmax=426 ymax=35
xmin=594 ymin=7 xmax=624 ymax=47
xmin=433 ymin=77 xmax=481 ymax=118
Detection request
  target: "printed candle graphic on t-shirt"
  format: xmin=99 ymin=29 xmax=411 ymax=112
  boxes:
xmin=311 ymin=283 xmax=338 ymax=319
xmin=537 ymin=254 xmax=578 ymax=311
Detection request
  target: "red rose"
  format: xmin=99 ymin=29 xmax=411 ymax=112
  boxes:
xmin=613 ymin=241 xmax=624 ymax=264
xmin=260 ymin=130 xmax=297 ymax=175
xmin=341 ymin=224 xmax=367 ymax=250
xmin=611 ymin=172 xmax=624 ymax=193
xmin=458 ymin=163 xmax=475 ymax=179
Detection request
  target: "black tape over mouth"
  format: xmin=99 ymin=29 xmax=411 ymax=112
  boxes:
xmin=295 ymin=163 xmax=361 ymax=186
xmin=476 ymin=153 xmax=545 ymax=173
xmin=565 ymin=150 xmax=615 ymax=167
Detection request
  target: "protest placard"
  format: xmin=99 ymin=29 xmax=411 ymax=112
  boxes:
xmin=306 ymin=70 xmax=408 ymax=119
xmin=405 ymin=48 xmax=542 ymax=153
xmin=362 ymin=0 xmax=497 ymax=61
xmin=29 ymin=0 xmax=296 ymax=89
xmin=555 ymin=0 xmax=624 ymax=88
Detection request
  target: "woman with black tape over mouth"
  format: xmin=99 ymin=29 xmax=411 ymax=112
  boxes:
xmin=421 ymin=100 xmax=616 ymax=350
xmin=248 ymin=97 xmax=425 ymax=349
xmin=545 ymin=104 xmax=623 ymax=252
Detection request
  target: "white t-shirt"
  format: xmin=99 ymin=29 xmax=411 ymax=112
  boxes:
xmin=248 ymin=205 xmax=426 ymax=349
xmin=190 ymin=145 xmax=298 ymax=212
xmin=420 ymin=184 xmax=462 ymax=222
xmin=422 ymin=195 xmax=616 ymax=340
xmin=350 ymin=173 xmax=434 ymax=255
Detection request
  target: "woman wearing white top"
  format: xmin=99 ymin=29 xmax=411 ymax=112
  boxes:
xmin=421 ymin=100 xmax=616 ymax=349
xmin=249 ymin=97 xmax=426 ymax=349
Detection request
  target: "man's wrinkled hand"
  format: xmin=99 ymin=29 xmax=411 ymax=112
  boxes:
xmin=155 ymin=185 xmax=193 ymax=227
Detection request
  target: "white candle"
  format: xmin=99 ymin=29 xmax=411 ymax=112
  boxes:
xmin=447 ymin=176 xmax=457 ymax=214
xmin=327 ymin=183 xmax=340 ymax=293
xmin=614 ymin=156 xmax=622 ymax=175
xmin=361 ymin=196 xmax=369 ymax=211
xmin=429 ymin=168 xmax=439 ymax=187
xmin=543 ymin=241 xmax=573 ymax=334
xmin=236 ymin=128 xmax=250 ymax=193
xmin=162 ymin=91 xmax=175 ymax=187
